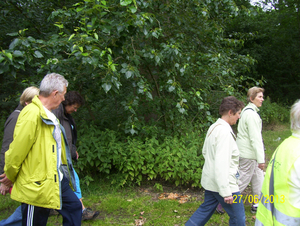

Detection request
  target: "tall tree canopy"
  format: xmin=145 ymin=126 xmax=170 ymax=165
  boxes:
xmin=1 ymin=0 xmax=262 ymax=135
xmin=228 ymin=0 xmax=300 ymax=104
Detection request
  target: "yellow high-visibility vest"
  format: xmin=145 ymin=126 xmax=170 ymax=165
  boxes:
xmin=255 ymin=135 xmax=300 ymax=226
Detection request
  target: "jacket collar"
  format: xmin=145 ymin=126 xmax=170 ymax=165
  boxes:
xmin=32 ymin=95 xmax=50 ymax=120
xmin=216 ymin=118 xmax=235 ymax=136
xmin=246 ymin=102 xmax=259 ymax=113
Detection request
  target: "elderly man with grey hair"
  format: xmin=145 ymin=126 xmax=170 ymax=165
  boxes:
xmin=0 ymin=73 xmax=82 ymax=226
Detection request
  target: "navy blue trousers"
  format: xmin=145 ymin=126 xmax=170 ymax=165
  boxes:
xmin=22 ymin=176 xmax=82 ymax=226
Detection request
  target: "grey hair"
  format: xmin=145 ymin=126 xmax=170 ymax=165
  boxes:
xmin=291 ymin=100 xmax=300 ymax=133
xmin=39 ymin=73 xmax=68 ymax=97
xmin=20 ymin=86 xmax=40 ymax=106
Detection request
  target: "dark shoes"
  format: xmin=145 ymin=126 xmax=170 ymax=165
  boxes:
xmin=216 ymin=203 xmax=225 ymax=214
xmin=82 ymin=208 xmax=100 ymax=221
xmin=251 ymin=205 xmax=257 ymax=214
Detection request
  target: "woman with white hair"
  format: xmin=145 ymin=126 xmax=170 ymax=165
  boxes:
xmin=255 ymin=100 xmax=300 ymax=225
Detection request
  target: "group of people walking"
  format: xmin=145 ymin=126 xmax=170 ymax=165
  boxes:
xmin=0 ymin=75 xmax=299 ymax=226
xmin=186 ymin=86 xmax=300 ymax=225
xmin=0 ymin=73 xmax=98 ymax=226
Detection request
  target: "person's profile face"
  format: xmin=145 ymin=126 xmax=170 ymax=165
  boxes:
xmin=53 ymin=86 xmax=67 ymax=109
xmin=251 ymin=92 xmax=264 ymax=108
xmin=65 ymin=103 xmax=80 ymax=114
xmin=230 ymin=109 xmax=241 ymax=125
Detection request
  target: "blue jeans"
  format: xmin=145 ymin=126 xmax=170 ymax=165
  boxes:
xmin=185 ymin=190 xmax=245 ymax=226
xmin=0 ymin=205 xmax=22 ymax=226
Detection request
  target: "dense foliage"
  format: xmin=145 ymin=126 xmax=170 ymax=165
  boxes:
xmin=0 ymin=0 xmax=256 ymax=134
xmin=229 ymin=0 xmax=300 ymax=104
xmin=0 ymin=0 xmax=294 ymax=187
xmin=76 ymin=124 xmax=205 ymax=187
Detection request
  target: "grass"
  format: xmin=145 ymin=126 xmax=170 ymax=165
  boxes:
xmin=0 ymin=123 xmax=291 ymax=225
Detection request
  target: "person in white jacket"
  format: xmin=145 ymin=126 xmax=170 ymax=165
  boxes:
xmin=236 ymin=86 xmax=265 ymax=213
xmin=185 ymin=96 xmax=245 ymax=226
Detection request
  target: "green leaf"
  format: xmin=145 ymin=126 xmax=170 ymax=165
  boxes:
xmin=155 ymin=55 xmax=160 ymax=64
xmin=120 ymin=0 xmax=132 ymax=6
xmin=5 ymin=52 xmax=13 ymax=60
xmin=110 ymin=64 xmax=116 ymax=71
xmin=13 ymin=50 xmax=23 ymax=58
xmin=152 ymin=31 xmax=159 ymax=39
xmin=143 ymin=28 xmax=148 ymax=36
xmin=102 ymin=83 xmax=112 ymax=93
xmin=6 ymin=32 xmax=18 ymax=37
xmin=0 ymin=56 xmax=4 ymax=63
xmin=9 ymin=38 xmax=20 ymax=49
xmin=168 ymin=86 xmax=175 ymax=92
xmin=34 ymin=51 xmax=43 ymax=58
xmin=68 ymin=34 xmax=75 ymax=41
xmin=125 ymin=71 xmax=133 ymax=79
xmin=129 ymin=6 xmax=137 ymax=13
xmin=146 ymin=92 xmax=153 ymax=100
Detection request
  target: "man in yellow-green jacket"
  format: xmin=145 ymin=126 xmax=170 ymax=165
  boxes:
xmin=255 ymin=100 xmax=300 ymax=225
xmin=0 ymin=73 xmax=82 ymax=226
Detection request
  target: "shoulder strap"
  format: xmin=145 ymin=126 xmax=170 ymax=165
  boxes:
xmin=208 ymin=123 xmax=237 ymax=141
xmin=207 ymin=124 xmax=221 ymax=137
xmin=244 ymin=108 xmax=254 ymax=112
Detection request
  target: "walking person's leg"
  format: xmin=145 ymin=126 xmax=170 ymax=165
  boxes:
xmin=216 ymin=191 xmax=246 ymax=226
xmin=250 ymin=162 xmax=264 ymax=212
xmin=58 ymin=177 xmax=82 ymax=226
xmin=238 ymin=158 xmax=256 ymax=193
xmin=0 ymin=205 xmax=22 ymax=226
xmin=185 ymin=190 xmax=219 ymax=226
xmin=21 ymin=204 xmax=50 ymax=226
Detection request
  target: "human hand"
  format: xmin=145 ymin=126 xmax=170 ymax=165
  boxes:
xmin=76 ymin=151 xmax=79 ymax=160
xmin=258 ymin=163 xmax=265 ymax=170
xmin=0 ymin=183 xmax=11 ymax=195
xmin=0 ymin=174 xmax=13 ymax=187
xmin=224 ymin=196 xmax=233 ymax=205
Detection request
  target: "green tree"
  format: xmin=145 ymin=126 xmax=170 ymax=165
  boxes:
xmin=0 ymin=0 xmax=255 ymax=135
xmin=228 ymin=0 xmax=300 ymax=104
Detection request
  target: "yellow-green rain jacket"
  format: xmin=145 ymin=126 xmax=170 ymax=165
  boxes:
xmin=4 ymin=96 xmax=76 ymax=209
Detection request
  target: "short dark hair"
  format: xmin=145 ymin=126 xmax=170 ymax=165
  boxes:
xmin=219 ymin=96 xmax=244 ymax=116
xmin=63 ymin=91 xmax=85 ymax=106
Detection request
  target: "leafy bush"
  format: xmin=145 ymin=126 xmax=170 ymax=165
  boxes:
xmin=260 ymin=97 xmax=290 ymax=124
xmin=75 ymin=98 xmax=290 ymax=189
xmin=76 ymin=123 xmax=205 ymax=188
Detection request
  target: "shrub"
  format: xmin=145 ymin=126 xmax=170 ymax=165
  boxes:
xmin=75 ymin=99 xmax=290 ymax=189
xmin=260 ymin=97 xmax=289 ymax=124
xmin=76 ymin=123 xmax=205 ymax=188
